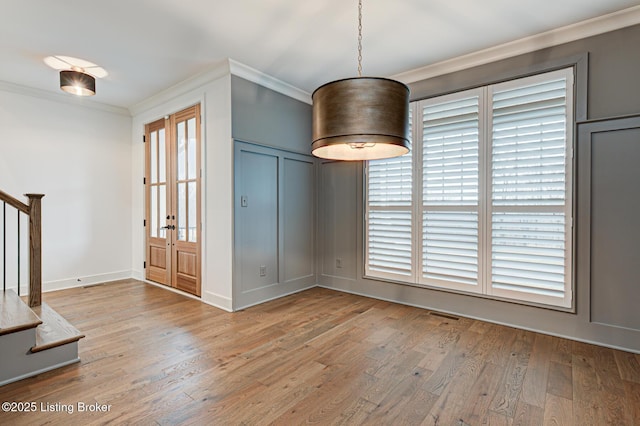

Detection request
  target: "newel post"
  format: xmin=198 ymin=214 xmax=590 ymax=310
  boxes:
xmin=26 ymin=194 xmax=44 ymax=307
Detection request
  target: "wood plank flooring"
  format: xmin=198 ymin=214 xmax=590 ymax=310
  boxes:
xmin=0 ymin=279 xmax=638 ymax=425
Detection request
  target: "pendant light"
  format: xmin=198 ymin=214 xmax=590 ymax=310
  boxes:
xmin=311 ymin=0 xmax=410 ymax=161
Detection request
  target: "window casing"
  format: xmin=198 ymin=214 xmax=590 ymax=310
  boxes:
xmin=365 ymin=67 xmax=574 ymax=309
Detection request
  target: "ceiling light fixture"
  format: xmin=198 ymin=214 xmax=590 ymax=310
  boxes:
xmin=311 ymin=0 xmax=410 ymax=161
xmin=60 ymin=68 xmax=96 ymax=96
xmin=44 ymin=56 xmax=107 ymax=97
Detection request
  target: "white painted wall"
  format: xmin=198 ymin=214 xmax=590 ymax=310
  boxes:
xmin=130 ymin=64 xmax=234 ymax=311
xmin=0 ymin=89 xmax=133 ymax=291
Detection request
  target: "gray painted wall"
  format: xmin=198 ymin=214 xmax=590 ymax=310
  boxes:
xmin=589 ymin=127 xmax=640 ymax=330
xmin=231 ymin=75 xmax=312 ymax=154
xmin=578 ymin=116 xmax=640 ymax=333
xmin=318 ymin=24 xmax=640 ymax=352
xmin=234 ymin=141 xmax=316 ymax=310
xmin=235 ymin=149 xmax=280 ymax=295
xmin=319 ymin=161 xmax=359 ymax=281
xmin=283 ymin=158 xmax=315 ymax=284
xmin=231 ymin=76 xmax=314 ymax=309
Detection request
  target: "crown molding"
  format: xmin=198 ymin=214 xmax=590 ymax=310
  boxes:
xmin=393 ymin=5 xmax=640 ymax=84
xmin=128 ymin=58 xmax=312 ymax=116
xmin=128 ymin=59 xmax=231 ymax=116
xmin=228 ymin=59 xmax=312 ymax=105
xmin=0 ymin=80 xmax=130 ymax=116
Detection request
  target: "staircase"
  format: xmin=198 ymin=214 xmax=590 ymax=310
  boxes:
xmin=0 ymin=290 xmax=84 ymax=385
xmin=1 ymin=189 xmax=84 ymax=386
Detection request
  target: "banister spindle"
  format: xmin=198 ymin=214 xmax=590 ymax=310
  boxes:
xmin=2 ymin=201 xmax=5 ymax=292
xmin=17 ymin=212 xmax=21 ymax=296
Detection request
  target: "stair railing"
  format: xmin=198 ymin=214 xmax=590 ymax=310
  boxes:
xmin=0 ymin=190 xmax=43 ymax=307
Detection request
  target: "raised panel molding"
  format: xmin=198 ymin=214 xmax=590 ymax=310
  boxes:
xmin=577 ymin=115 xmax=640 ymax=332
xmin=233 ymin=141 xmax=316 ymax=310
xmin=319 ymin=161 xmax=358 ymax=281
xmin=283 ymin=158 xmax=315 ymax=283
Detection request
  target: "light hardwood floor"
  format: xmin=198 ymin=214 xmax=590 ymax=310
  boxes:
xmin=0 ymin=280 xmax=638 ymax=425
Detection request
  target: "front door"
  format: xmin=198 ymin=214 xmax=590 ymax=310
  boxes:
xmin=145 ymin=104 xmax=201 ymax=296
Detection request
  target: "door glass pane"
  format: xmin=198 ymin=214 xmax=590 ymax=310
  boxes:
xmin=150 ymin=131 xmax=158 ymax=184
xmin=188 ymin=181 xmax=197 ymax=242
xmin=150 ymin=186 xmax=158 ymax=238
xmin=178 ymin=182 xmax=187 ymax=241
xmin=177 ymin=121 xmax=186 ymax=181
xmin=187 ymin=118 xmax=197 ymax=180
xmin=158 ymin=128 xmax=166 ymax=183
xmin=159 ymin=185 xmax=166 ymax=239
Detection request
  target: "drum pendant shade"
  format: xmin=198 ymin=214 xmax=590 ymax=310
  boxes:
xmin=312 ymin=77 xmax=410 ymax=161
xmin=310 ymin=0 xmax=410 ymax=161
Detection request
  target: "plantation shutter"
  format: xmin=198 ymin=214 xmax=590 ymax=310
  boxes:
xmin=420 ymin=89 xmax=482 ymax=291
xmin=489 ymin=68 xmax=573 ymax=307
xmin=365 ymin=107 xmax=413 ymax=278
xmin=363 ymin=67 xmax=574 ymax=309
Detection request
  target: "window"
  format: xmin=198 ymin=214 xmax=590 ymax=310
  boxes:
xmin=365 ymin=108 xmax=414 ymax=279
xmin=421 ymin=89 xmax=483 ymax=293
xmin=365 ymin=68 xmax=574 ymax=308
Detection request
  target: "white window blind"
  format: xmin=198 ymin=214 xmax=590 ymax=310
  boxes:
xmin=364 ymin=67 xmax=574 ymax=309
xmin=492 ymin=77 xmax=568 ymax=206
xmin=421 ymin=91 xmax=481 ymax=291
xmin=422 ymin=95 xmax=480 ymax=206
xmin=489 ymin=69 xmax=573 ymax=307
xmin=422 ymin=211 xmax=478 ymax=286
xmin=491 ymin=212 xmax=566 ymax=298
xmin=367 ymin=210 xmax=412 ymax=276
xmin=365 ymin=107 xmax=413 ymax=279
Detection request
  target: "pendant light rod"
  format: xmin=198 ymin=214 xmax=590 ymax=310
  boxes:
xmin=311 ymin=0 xmax=410 ymax=161
xmin=357 ymin=0 xmax=363 ymax=77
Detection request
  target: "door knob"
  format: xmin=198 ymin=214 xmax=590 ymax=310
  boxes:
xmin=161 ymin=225 xmax=176 ymax=230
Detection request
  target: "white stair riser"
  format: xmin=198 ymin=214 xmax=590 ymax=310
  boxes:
xmin=0 ymin=330 xmax=80 ymax=386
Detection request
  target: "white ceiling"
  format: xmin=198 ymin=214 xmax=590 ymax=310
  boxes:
xmin=1 ymin=0 xmax=639 ymax=110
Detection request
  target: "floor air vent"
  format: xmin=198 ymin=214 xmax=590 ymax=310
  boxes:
xmin=429 ymin=311 xmax=460 ymax=321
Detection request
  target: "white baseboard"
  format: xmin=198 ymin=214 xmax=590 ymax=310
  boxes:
xmin=140 ymin=279 xmax=229 ymax=311
xmin=131 ymin=269 xmax=144 ymax=280
xmin=43 ymin=270 xmax=133 ymax=292
xmin=233 ymin=283 xmax=317 ymax=312
xmin=203 ymin=290 xmax=233 ymax=312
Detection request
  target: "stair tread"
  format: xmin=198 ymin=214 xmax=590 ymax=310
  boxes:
xmin=29 ymin=303 xmax=85 ymax=353
xmin=0 ymin=290 xmax=42 ymax=335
